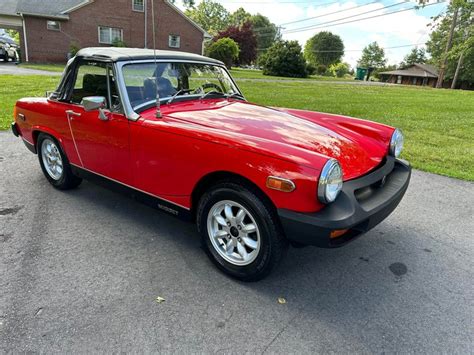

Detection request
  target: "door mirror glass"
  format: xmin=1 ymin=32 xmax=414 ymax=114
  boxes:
xmin=82 ymin=96 xmax=106 ymax=111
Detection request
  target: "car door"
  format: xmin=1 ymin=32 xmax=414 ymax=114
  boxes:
xmin=65 ymin=60 xmax=131 ymax=184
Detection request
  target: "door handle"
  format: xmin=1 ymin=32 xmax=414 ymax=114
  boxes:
xmin=66 ymin=110 xmax=81 ymax=119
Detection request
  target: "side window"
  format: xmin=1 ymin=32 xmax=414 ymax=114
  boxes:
xmin=71 ymin=61 xmax=121 ymax=111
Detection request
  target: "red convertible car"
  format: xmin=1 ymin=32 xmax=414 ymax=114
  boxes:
xmin=12 ymin=48 xmax=410 ymax=281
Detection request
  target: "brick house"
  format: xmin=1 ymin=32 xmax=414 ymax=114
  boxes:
xmin=6 ymin=0 xmax=210 ymax=63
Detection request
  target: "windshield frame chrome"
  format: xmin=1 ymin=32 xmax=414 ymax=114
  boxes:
xmin=115 ymin=59 xmax=244 ymax=121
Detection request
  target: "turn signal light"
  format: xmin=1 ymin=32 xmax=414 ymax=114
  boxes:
xmin=330 ymin=229 xmax=349 ymax=239
xmin=266 ymin=176 xmax=296 ymax=192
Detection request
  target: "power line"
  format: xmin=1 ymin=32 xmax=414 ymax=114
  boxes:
xmin=283 ymin=0 xmax=409 ymax=33
xmin=256 ymin=41 xmax=427 ymax=52
xmin=279 ymin=0 xmax=379 ymax=26
xmin=283 ymin=1 xmax=445 ymax=34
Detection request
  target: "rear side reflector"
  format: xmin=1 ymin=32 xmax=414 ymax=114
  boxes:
xmin=266 ymin=176 xmax=296 ymax=192
xmin=330 ymin=229 xmax=349 ymax=239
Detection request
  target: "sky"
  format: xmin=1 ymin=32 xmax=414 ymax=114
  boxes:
xmin=176 ymin=0 xmax=448 ymax=67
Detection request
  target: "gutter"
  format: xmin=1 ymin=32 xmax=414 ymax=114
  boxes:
xmin=20 ymin=13 xmax=28 ymax=62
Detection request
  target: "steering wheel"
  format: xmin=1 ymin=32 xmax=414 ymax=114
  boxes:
xmin=193 ymin=82 xmax=222 ymax=94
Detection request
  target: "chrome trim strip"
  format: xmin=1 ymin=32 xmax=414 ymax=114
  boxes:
xmin=66 ymin=112 xmax=84 ymax=167
xmin=70 ymin=163 xmax=191 ymax=210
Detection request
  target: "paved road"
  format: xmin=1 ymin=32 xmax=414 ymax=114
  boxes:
xmin=0 ymin=131 xmax=473 ymax=353
xmin=0 ymin=62 xmax=62 ymax=76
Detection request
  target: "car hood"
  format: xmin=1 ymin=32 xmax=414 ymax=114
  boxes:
xmin=162 ymin=100 xmax=389 ymax=180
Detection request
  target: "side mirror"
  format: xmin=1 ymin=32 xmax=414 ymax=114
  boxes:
xmin=81 ymin=96 xmax=106 ymax=111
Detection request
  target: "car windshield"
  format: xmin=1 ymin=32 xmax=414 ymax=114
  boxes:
xmin=122 ymin=62 xmax=240 ymax=110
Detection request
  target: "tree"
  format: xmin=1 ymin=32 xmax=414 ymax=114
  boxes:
xmin=259 ymin=40 xmax=308 ymax=78
xmin=329 ymin=62 xmax=350 ymax=78
xmin=5 ymin=29 xmax=19 ymax=43
xmin=357 ymin=41 xmax=387 ymax=68
xmin=206 ymin=38 xmax=240 ymax=69
xmin=399 ymin=47 xmax=428 ymax=68
xmin=215 ymin=21 xmax=257 ymax=65
xmin=304 ymin=31 xmax=344 ymax=67
xmin=168 ymin=0 xmax=195 ymax=8
xmin=185 ymin=0 xmax=230 ymax=35
xmin=229 ymin=7 xmax=252 ymax=27
xmin=426 ymin=1 xmax=473 ymax=87
xmin=249 ymin=14 xmax=280 ymax=57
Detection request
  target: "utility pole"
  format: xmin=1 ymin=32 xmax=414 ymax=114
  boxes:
xmin=451 ymin=51 xmax=464 ymax=89
xmin=436 ymin=6 xmax=459 ymax=88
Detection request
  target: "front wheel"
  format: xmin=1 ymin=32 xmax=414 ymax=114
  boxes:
xmin=197 ymin=182 xmax=288 ymax=281
xmin=37 ymin=133 xmax=82 ymax=190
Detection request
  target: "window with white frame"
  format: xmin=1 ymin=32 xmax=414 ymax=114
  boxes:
xmin=132 ymin=0 xmax=144 ymax=12
xmin=168 ymin=34 xmax=180 ymax=49
xmin=98 ymin=26 xmax=123 ymax=44
xmin=47 ymin=20 xmax=60 ymax=31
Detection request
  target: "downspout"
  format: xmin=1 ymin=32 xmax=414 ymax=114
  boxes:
xmin=20 ymin=13 xmax=29 ymax=62
xmin=144 ymin=0 xmax=147 ymax=48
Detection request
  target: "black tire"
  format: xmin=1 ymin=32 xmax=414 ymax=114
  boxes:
xmin=197 ymin=181 xmax=288 ymax=281
xmin=37 ymin=133 xmax=82 ymax=190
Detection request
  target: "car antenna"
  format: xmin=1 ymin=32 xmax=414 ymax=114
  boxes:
xmin=151 ymin=0 xmax=162 ymax=118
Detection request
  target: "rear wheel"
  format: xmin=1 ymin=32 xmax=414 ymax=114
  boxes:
xmin=37 ymin=133 xmax=82 ymax=190
xmin=197 ymin=181 xmax=287 ymax=281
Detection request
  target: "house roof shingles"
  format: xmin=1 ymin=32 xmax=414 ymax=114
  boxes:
xmin=380 ymin=63 xmax=439 ymax=78
xmin=0 ymin=0 xmax=22 ymax=16
xmin=16 ymin=0 xmax=87 ymax=18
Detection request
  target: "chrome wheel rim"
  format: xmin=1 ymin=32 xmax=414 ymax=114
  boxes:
xmin=207 ymin=200 xmax=261 ymax=266
xmin=41 ymin=139 xmax=63 ymax=181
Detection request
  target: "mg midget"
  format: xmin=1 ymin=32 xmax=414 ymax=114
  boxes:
xmin=12 ymin=47 xmax=411 ymax=281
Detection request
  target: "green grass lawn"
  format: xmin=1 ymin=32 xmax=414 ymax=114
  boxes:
xmin=230 ymin=68 xmax=351 ymax=81
xmin=1 ymin=73 xmax=473 ymax=180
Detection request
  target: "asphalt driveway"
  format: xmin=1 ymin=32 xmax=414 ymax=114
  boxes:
xmin=0 ymin=62 xmax=61 ymax=76
xmin=0 ymin=131 xmax=473 ymax=353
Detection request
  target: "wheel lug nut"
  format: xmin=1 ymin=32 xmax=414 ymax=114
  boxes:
xmin=237 ymin=225 xmax=241 ymax=230
xmin=227 ymin=222 xmax=231 ymax=226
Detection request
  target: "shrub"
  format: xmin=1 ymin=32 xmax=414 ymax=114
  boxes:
xmin=112 ymin=38 xmax=127 ymax=47
xmin=206 ymin=37 xmax=240 ymax=69
xmin=329 ymin=62 xmax=350 ymax=78
xmin=260 ymin=40 xmax=307 ymax=78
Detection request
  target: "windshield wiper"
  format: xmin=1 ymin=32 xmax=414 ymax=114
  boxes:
xmin=227 ymin=92 xmax=245 ymax=100
xmin=200 ymin=91 xmax=245 ymax=101
xmin=167 ymin=88 xmax=193 ymax=104
xmin=199 ymin=90 xmax=227 ymax=100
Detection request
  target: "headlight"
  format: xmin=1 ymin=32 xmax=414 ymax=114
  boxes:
xmin=390 ymin=128 xmax=404 ymax=158
xmin=318 ymin=159 xmax=343 ymax=204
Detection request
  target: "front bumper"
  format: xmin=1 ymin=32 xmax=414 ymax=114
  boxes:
xmin=11 ymin=122 xmax=19 ymax=137
xmin=278 ymin=157 xmax=411 ymax=248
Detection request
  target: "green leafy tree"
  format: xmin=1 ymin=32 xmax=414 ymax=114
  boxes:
xmin=426 ymin=1 xmax=473 ymax=85
xmin=168 ymin=0 xmax=195 ymax=8
xmin=399 ymin=47 xmax=428 ymax=68
xmin=5 ymin=29 xmax=19 ymax=43
xmin=185 ymin=0 xmax=230 ymax=35
xmin=229 ymin=8 xmax=252 ymax=26
xmin=329 ymin=62 xmax=350 ymax=78
xmin=249 ymin=14 xmax=280 ymax=57
xmin=357 ymin=41 xmax=387 ymax=68
xmin=206 ymin=37 xmax=240 ymax=69
xmin=259 ymin=40 xmax=307 ymax=78
xmin=304 ymin=31 xmax=344 ymax=67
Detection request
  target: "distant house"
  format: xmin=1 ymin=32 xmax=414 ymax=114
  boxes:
xmin=379 ymin=63 xmax=438 ymax=87
xmin=0 ymin=0 xmax=210 ymax=63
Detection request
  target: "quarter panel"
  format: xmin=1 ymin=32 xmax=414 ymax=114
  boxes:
xmin=15 ymin=98 xmax=81 ymax=164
